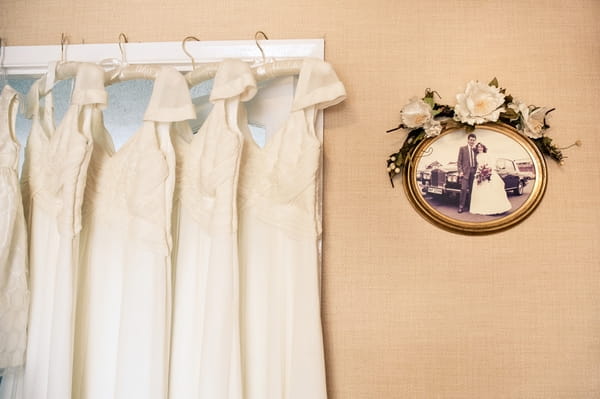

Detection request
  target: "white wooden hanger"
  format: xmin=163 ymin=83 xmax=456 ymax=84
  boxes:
xmin=103 ymin=33 xmax=159 ymax=85
xmin=185 ymin=32 xmax=305 ymax=88
xmin=32 ymin=33 xmax=159 ymax=96
xmin=183 ymin=36 xmax=220 ymax=87
xmin=250 ymin=31 xmax=304 ymax=82
xmin=34 ymin=34 xmax=79 ymax=95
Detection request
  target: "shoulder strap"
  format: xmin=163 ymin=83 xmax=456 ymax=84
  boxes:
xmin=144 ymin=66 xmax=195 ymax=122
xmin=291 ymin=58 xmax=346 ymax=112
xmin=0 ymin=85 xmax=20 ymax=159
xmin=70 ymin=63 xmax=108 ymax=108
xmin=209 ymin=59 xmax=257 ymax=103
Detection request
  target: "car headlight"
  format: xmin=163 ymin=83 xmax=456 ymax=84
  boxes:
xmin=447 ymin=175 xmax=457 ymax=183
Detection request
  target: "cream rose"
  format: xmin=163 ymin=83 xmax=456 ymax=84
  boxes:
xmin=454 ymin=81 xmax=506 ymax=125
xmin=523 ymin=107 xmax=551 ymax=138
xmin=400 ymin=97 xmax=433 ymax=128
xmin=424 ymin=119 xmax=442 ymax=137
xmin=509 ymin=101 xmax=551 ymax=138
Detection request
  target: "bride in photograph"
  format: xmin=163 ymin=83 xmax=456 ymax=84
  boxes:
xmin=470 ymin=142 xmax=512 ymax=216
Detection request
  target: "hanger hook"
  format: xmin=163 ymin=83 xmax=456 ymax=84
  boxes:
xmin=182 ymin=36 xmax=200 ymax=70
xmin=60 ymin=33 xmax=69 ymax=62
xmin=118 ymin=33 xmax=129 ymax=65
xmin=254 ymin=31 xmax=269 ymax=63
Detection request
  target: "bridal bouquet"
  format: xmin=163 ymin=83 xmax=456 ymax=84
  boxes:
xmin=475 ymin=164 xmax=492 ymax=184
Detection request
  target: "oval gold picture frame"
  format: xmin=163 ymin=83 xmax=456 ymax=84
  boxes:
xmin=403 ymin=123 xmax=547 ymax=235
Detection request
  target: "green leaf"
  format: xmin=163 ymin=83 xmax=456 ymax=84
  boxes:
xmin=444 ymin=119 xmax=461 ymax=130
xmin=489 ymin=77 xmax=499 ymax=87
xmin=395 ymin=154 xmax=403 ymax=166
xmin=423 ymin=96 xmax=435 ymax=108
xmin=500 ymin=108 xmax=519 ymax=120
xmin=465 ymin=124 xmax=476 ymax=133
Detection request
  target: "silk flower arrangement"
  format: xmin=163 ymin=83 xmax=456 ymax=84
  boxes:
xmin=386 ymin=78 xmax=581 ymax=186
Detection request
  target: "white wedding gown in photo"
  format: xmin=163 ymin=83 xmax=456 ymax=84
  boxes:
xmin=470 ymin=153 xmax=512 ymax=215
xmin=72 ymin=66 xmax=195 ymax=399
xmin=0 ymin=86 xmax=29 ymax=399
xmin=169 ymin=59 xmax=256 ymax=399
xmin=22 ymin=65 xmax=105 ymax=399
xmin=237 ymin=58 xmax=346 ymax=399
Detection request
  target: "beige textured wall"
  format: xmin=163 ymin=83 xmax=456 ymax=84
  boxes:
xmin=2 ymin=0 xmax=599 ymax=397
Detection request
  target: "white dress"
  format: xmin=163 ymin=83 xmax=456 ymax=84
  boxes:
xmin=72 ymin=67 xmax=195 ymax=399
xmin=470 ymin=153 xmax=512 ymax=215
xmin=22 ymin=65 xmax=106 ymax=399
xmin=0 ymin=86 xmax=29 ymax=399
xmin=237 ymin=58 xmax=346 ymax=399
xmin=169 ymin=59 xmax=256 ymax=399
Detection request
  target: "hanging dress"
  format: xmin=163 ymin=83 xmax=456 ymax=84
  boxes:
xmin=22 ymin=64 xmax=106 ymax=399
xmin=470 ymin=152 xmax=512 ymax=215
xmin=72 ymin=66 xmax=195 ymax=399
xmin=237 ymin=58 xmax=346 ymax=399
xmin=169 ymin=59 xmax=256 ymax=399
xmin=0 ymin=86 xmax=29 ymax=399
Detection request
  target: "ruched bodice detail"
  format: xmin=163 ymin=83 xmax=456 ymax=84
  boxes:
xmin=83 ymin=114 xmax=171 ymax=252
xmin=238 ymin=110 xmax=322 ymax=237
xmin=173 ymin=102 xmax=242 ymax=234
xmin=173 ymin=59 xmax=256 ymax=235
xmin=237 ymin=59 xmax=345 ymax=239
xmin=22 ymin=64 xmax=107 ymax=237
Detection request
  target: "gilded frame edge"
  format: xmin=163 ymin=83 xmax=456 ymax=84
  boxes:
xmin=402 ymin=122 xmax=548 ymax=235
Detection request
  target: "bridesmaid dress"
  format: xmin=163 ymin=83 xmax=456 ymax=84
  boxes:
xmin=22 ymin=64 xmax=106 ymax=399
xmin=237 ymin=58 xmax=346 ymax=399
xmin=169 ymin=59 xmax=256 ymax=399
xmin=72 ymin=66 xmax=195 ymax=399
xmin=0 ymin=86 xmax=29 ymax=399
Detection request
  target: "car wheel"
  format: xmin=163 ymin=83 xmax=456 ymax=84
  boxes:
xmin=513 ymin=181 xmax=524 ymax=196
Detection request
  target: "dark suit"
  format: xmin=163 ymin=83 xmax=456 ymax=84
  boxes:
xmin=457 ymin=145 xmax=477 ymax=210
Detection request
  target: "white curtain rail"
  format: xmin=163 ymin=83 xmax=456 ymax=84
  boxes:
xmin=2 ymin=39 xmax=324 ymax=76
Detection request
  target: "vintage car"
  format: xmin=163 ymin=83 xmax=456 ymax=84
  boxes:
xmin=417 ymin=169 xmax=431 ymax=185
xmin=422 ymin=158 xmax=529 ymax=199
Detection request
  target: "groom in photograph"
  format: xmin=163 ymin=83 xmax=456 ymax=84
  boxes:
xmin=457 ymin=133 xmax=477 ymax=213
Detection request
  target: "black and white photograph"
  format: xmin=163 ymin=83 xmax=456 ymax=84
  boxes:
xmin=404 ymin=124 xmax=547 ymax=234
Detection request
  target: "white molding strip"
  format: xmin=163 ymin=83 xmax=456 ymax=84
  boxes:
xmin=2 ymin=39 xmax=324 ymax=76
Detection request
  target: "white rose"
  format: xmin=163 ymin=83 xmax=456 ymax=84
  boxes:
xmin=424 ymin=119 xmax=442 ymax=137
xmin=523 ymin=107 xmax=551 ymax=138
xmin=454 ymin=81 xmax=506 ymax=125
xmin=508 ymin=100 xmax=528 ymax=115
xmin=400 ymin=97 xmax=433 ymax=128
xmin=509 ymin=101 xmax=550 ymax=138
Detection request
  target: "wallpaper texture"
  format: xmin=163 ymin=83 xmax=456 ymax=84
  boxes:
xmin=1 ymin=0 xmax=599 ymax=397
